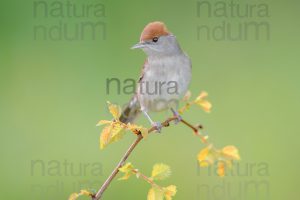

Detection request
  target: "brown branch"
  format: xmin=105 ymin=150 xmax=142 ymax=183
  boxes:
xmin=92 ymin=116 xmax=201 ymax=200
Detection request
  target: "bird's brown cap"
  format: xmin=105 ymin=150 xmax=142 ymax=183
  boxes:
xmin=140 ymin=21 xmax=170 ymax=42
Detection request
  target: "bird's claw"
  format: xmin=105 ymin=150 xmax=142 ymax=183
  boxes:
xmin=174 ymin=114 xmax=182 ymax=124
xmin=152 ymin=122 xmax=163 ymax=133
xmin=172 ymin=110 xmax=182 ymax=124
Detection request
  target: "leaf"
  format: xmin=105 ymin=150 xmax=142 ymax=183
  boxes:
xmin=127 ymin=124 xmax=148 ymax=138
xmin=147 ymin=185 xmax=177 ymax=200
xmin=118 ymin=171 xmax=134 ymax=180
xmin=197 ymin=91 xmax=208 ymax=99
xmin=68 ymin=189 xmax=93 ymax=200
xmin=98 ymin=102 xmax=129 ymax=149
xmin=217 ymin=161 xmax=226 ymax=177
xmin=196 ymin=100 xmax=212 ymax=112
xmin=119 ymin=162 xmax=134 ymax=173
xmin=164 ymin=185 xmax=177 ymax=200
xmin=118 ymin=162 xmax=135 ymax=180
xmin=222 ymin=146 xmax=240 ymax=160
xmin=68 ymin=193 xmax=79 ymax=200
xmin=148 ymin=187 xmax=164 ymax=200
xmin=179 ymin=91 xmax=212 ymax=114
xmin=80 ymin=190 xmax=93 ymax=196
xmin=178 ymin=103 xmax=191 ymax=114
xmin=197 ymin=146 xmax=215 ymax=167
xmin=100 ymin=125 xmax=112 ymax=149
xmin=99 ymin=122 xmax=126 ymax=149
xmin=110 ymin=123 xmax=126 ymax=142
xmin=107 ymin=101 xmax=121 ymax=120
xmin=197 ymin=147 xmax=209 ymax=166
xmin=194 ymin=91 xmax=212 ymax=113
xmin=151 ymin=164 xmax=171 ymax=181
xmin=96 ymin=120 xmax=112 ymax=126
xmin=197 ymin=144 xmax=241 ymax=177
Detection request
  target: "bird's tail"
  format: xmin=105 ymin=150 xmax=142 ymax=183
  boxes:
xmin=119 ymin=95 xmax=141 ymax=124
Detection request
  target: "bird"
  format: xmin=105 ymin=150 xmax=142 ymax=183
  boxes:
xmin=119 ymin=21 xmax=192 ymax=132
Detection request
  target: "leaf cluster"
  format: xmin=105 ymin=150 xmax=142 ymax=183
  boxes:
xmin=119 ymin=163 xmax=177 ymax=200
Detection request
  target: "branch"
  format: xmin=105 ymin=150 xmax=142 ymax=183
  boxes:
xmin=92 ymin=116 xmax=201 ymax=200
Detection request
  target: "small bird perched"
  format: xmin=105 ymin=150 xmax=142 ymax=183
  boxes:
xmin=119 ymin=21 xmax=192 ymax=132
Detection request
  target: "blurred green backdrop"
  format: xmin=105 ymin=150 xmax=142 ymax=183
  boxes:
xmin=0 ymin=0 xmax=299 ymax=199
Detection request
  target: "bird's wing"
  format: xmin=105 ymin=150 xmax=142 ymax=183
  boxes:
xmin=119 ymin=60 xmax=148 ymax=123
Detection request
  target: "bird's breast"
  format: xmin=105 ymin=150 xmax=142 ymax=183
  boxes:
xmin=137 ymin=54 xmax=191 ymax=112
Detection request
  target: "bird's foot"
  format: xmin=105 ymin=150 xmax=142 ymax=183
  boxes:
xmin=151 ymin=122 xmax=163 ymax=133
xmin=171 ymin=109 xmax=182 ymax=124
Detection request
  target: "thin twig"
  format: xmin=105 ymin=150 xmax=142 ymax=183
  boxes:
xmin=131 ymin=169 xmax=164 ymax=191
xmin=92 ymin=116 xmax=201 ymax=200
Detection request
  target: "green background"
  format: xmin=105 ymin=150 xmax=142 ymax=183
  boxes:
xmin=0 ymin=0 xmax=299 ymax=199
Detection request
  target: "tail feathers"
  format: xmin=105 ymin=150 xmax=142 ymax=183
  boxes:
xmin=119 ymin=96 xmax=140 ymax=124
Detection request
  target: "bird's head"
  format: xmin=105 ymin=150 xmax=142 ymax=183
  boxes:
xmin=131 ymin=21 xmax=182 ymax=56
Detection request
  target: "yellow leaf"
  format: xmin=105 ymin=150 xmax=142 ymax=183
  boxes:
xmin=100 ymin=125 xmax=112 ymax=149
xmin=118 ymin=172 xmax=133 ymax=180
xmin=68 ymin=190 xmax=93 ymax=200
xmin=197 ymin=145 xmax=240 ymax=177
xmin=99 ymin=122 xmax=126 ymax=149
xmin=164 ymin=185 xmax=177 ymax=200
xmin=197 ymin=147 xmax=209 ymax=165
xmin=68 ymin=193 xmax=79 ymax=200
xmin=197 ymin=91 xmax=208 ymax=99
xmin=107 ymin=101 xmax=121 ymax=120
xmin=194 ymin=91 xmax=212 ymax=113
xmin=178 ymin=103 xmax=191 ymax=114
xmin=127 ymin=124 xmax=148 ymax=138
xmin=118 ymin=162 xmax=134 ymax=180
xmin=96 ymin=120 xmax=112 ymax=126
xmin=110 ymin=123 xmax=125 ymax=142
xmin=119 ymin=162 xmax=134 ymax=173
xmin=217 ymin=161 xmax=226 ymax=177
xmin=196 ymin=100 xmax=212 ymax=112
xmin=148 ymin=187 xmax=164 ymax=200
xmin=80 ymin=190 xmax=92 ymax=196
xmin=197 ymin=146 xmax=215 ymax=167
xmin=151 ymin=164 xmax=171 ymax=181
xmin=222 ymin=146 xmax=240 ymax=160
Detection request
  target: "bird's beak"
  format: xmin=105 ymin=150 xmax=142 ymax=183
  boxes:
xmin=131 ymin=42 xmax=147 ymax=49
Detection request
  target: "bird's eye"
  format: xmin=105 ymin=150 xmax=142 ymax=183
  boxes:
xmin=152 ymin=37 xmax=158 ymax=42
